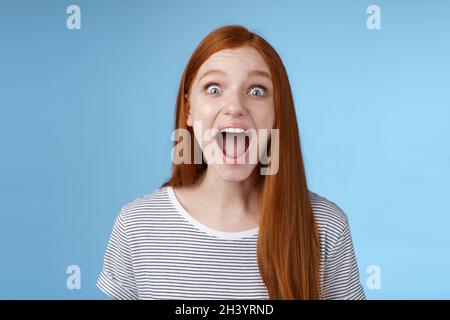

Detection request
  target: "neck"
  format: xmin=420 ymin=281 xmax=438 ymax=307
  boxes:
xmin=194 ymin=168 xmax=261 ymax=217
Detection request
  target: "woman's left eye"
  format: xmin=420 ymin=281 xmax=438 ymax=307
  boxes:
xmin=249 ymin=86 xmax=267 ymax=97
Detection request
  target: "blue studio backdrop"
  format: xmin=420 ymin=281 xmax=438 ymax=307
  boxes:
xmin=0 ymin=0 xmax=449 ymax=299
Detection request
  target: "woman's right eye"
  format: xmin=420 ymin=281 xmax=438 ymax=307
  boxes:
xmin=205 ymin=83 xmax=221 ymax=95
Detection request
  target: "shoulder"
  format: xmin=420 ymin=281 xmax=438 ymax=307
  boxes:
xmin=118 ymin=187 xmax=172 ymax=225
xmin=308 ymin=190 xmax=359 ymax=269
xmin=307 ymin=190 xmax=350 ymax=244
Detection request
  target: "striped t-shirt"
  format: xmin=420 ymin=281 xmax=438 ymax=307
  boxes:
xmin=97 ymin=186 xmax=365 ymax=300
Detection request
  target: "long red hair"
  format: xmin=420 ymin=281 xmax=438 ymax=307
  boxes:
xmin=162 ymin=25 xmax=321 ymax=299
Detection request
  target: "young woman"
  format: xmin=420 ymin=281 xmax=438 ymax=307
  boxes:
xmin=97 ymin=25 xmax=365 ymax=300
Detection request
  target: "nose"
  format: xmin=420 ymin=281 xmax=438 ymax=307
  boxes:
xmin=222 ymin=91 xmax=248 ymax=117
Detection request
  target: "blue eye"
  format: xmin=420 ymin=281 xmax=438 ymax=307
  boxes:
xmin=204 ymin=83 xmax=268 ymax=96
xmin=249 ymin=86 xmax=266 ymax=97
xmin=205 ymin=84 xmax=221 ymax=95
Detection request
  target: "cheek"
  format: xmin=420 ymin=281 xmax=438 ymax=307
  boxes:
xmin=250 ymin=103 xmax=275 ymax=129
xmin=190 ymin=105 xmax=216 ymax=129
xmin=189 ymin=101 xmax=218 ymax=149
xmin=189 ymin=95 xmax=217 ymax=121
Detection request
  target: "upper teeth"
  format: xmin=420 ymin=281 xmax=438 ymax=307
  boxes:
xmin=220 ymin=127 xmax=247 ymax=134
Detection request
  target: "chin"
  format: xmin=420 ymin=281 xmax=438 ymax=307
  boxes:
xmin=211 ymin=164 xmax=257 ymax=182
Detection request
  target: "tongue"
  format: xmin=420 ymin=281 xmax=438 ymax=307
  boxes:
xmin=223 ymin=133 xmax=246 ymax=158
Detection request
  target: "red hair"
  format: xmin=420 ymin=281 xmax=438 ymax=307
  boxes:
xmin=162 ymin=25 xmax=321 ymax=299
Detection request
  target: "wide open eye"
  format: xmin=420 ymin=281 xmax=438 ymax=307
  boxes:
xmin=205 ymin=83 xmax=222 ymax=95
xmin=248 ymin=86 xmax=267 ymax=97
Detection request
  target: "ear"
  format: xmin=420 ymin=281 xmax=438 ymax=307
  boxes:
xmin=185 ymin=93 xmax=193 ymax=127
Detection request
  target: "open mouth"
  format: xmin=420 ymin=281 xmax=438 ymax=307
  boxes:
xmin=214 ymin=128 xmax=251 ymax=161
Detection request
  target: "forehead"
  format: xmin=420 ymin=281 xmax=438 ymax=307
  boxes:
xmin=197 ymin=46 xmax=270 ymax=76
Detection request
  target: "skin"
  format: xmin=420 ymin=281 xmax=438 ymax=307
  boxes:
xmin=173 ymin=46 xmax=275 ymax=232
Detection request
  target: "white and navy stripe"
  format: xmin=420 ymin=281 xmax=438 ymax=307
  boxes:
xmin=97 ymin=186 xmax=365 ymax=300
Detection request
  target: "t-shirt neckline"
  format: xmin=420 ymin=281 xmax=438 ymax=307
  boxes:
xmin=166 ymin=186 xmax=259 ymax=240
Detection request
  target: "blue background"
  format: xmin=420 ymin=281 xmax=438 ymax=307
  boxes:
xmin=0 ymin=0 xmax=449 ymax=299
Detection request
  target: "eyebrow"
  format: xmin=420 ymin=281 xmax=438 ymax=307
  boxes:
xmin=198 ymin=69 xmax=272 ymax=82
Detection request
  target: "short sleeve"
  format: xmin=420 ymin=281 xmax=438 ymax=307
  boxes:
xmin=96 ymin=210 xmax=139 ymax=300
xmin=321 ymin=217 xmax=366 ymax=300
